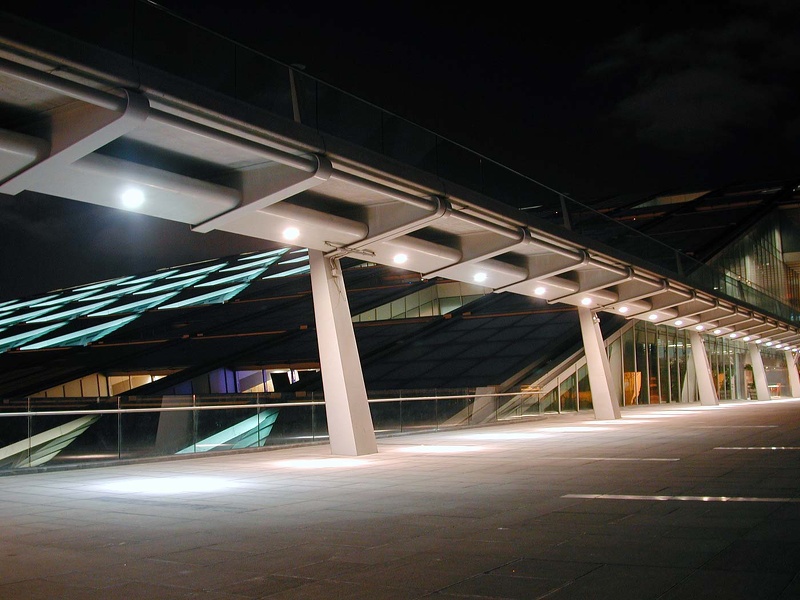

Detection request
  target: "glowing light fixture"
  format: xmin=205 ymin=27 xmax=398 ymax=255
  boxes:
xmin=674 ymin=320 xmax=684 ymax=326
xmin=473 ymin=272 xmax=487 ymax=283
xmin=713 ymin=329 xmax=722 ymax=334
xmin=648 ymin=313 xmax=658 ymax=320
xmin=695 ymin=325 xmax=705 ymax=331
xmin=730 ymin=333 xmax=738 ymax=338
xmin=580 ymin=297 xmax=592 ymax=306
xmin=618 ymin=306 xmax=629 ymax=313
xmin=756 ymin=339 xmax=763 ymax=344
xmin=743 ymin=336 xmax=751 ymax=341
xmin=282 ymin=227 xmax=300 ymax=241
xmin=120 ymin=188 xmax=145 ymax=209
xmin=766 ymin=341 xmax=773 ymax=346
xmin=533 ymin=286 xmax=546 ymax=296
xmin=393 ymin=253 xmax=408 ymax=265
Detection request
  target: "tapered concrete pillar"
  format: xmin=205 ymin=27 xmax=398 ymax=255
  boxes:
xmin=577 ymin=308 xmax=620 ymax=420
xmin=784 ymin=350 xmax=800 ymax=398
xmin=688 ymin=331 xmax=719 ymax=406
xmin=748 ymin=342 xmax=771 ymax=401
xmin=309 ymin=249 xmax=377 ymax=456
xmin=681 ymin=356 xmax=697 ymax=403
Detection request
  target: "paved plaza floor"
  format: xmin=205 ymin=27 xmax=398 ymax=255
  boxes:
xmin=2 ymin=399 xmax=800 ymax=599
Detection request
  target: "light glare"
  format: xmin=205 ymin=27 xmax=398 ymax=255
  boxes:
xmin=282 ymin=227 xmax=300 ymax=241
xmin=120 ymin=188 xmax=145 ymax=209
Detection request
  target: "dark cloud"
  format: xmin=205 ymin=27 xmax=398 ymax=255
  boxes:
xmin=590 ymin=8 xmax=800 ymax=158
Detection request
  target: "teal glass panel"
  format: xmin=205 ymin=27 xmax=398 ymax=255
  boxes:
xmin=21 ymin=315 xmax=138 ymax=349
xmin=196 ymin=267 xmax=266 ymax=287
xmin=133 ymin=276 xmax=206 ymax=295
xmin=88 ymin=292 xmax=181 ymax=316
xmin=158 ymin=284 xmax=249 ymax=309
xmin=28 ymin=300 xmax=115 ymax=323
xmin=263 ymin=265 xmax=311 ymax=279
xmin=0 ymin=323 xmax=66 ymax=353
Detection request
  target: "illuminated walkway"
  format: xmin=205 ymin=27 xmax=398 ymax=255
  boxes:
xmin=2 ymin=400 xmax=800 ymax=599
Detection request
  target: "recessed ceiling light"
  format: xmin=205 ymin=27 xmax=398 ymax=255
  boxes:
xmin=713 ymin=329 xmax=722 ymax=334
xmin=766 ymin=341 xmax=773 ymax=346
xmin=743 ymin=336 xmax=751 ymax=341
xmin=282 ymin=227 xmax=300 ymax=241
xmin=695 ymin=325 xmax=705 ymax=331
xmin=648 ymin=314 xmax=658 ymax=320
xmin=729 ymin=333 xmax=737 ymax=338
xmin=393 ymin=253 xmax=408 ymax=264
xmin=533 ymin=286 xmax=546 ymax=296
xmin=580 ymin=297 xmax=592 ymax=306
xmin=756 ymin=339 xmax=763 ymax=344
xmin=120 ymin=188 xmax=145 ymax=209
xmin=618 ymin=306 xmax=629 ymax=313
xmin=473 ymin=272 xmax=487 ymax=283
xmin=674 ymin=320 xmax=684 ymax=326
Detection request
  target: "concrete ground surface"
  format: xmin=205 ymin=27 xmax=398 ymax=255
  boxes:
xmin=2 ymin=399 xmax=800 ymax=599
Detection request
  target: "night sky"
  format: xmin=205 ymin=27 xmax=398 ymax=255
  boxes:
xmin=1 ymin=0 xmax=799 ymax=300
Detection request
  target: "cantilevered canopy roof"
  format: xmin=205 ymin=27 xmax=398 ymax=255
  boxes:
xmin=0 ymin=8 xmax=798 ymax=352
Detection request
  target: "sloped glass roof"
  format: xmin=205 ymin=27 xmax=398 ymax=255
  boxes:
xmin=0 ymin=247 xmax=293 ymax=354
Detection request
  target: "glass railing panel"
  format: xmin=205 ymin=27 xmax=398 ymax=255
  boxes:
xmin=0 ymin=398 xmax=31 ymax=470
xmin=436 ymin=397 xmax=473 ymax=429
xmin=310 ymin=402 xmax=328 ymax=442
xmin=119 ymin=395 xmax=191 ymax=460
xmin=370 ymin=400 xmax=402 ymax=435
xmin=28 ymin=396 xmax=119 ymax=466
xmin=435 ymin=138 xmax=483 ymax=192
xmin=380 ymin=114 xmax=438 ymax=172
xmin=134 ymin=3 xmax=237 ymax=96
xmin=314 ymin=84 xmax=384 ymax=154
xmin=235 ymin=47 xmax=294 ymax=120
xmin=192 ymin=394 xmax=260 ymax=453
xmin=481 ymin=161 xmax=562 ymax=222
xmin=6 ymin=3 xmax=135 ymax=57
xmin=263 ymin=400 xmax=316 ymax=445
xmin=398 ymin=398 xmax=441 ymax=433
xmin=293 ymin=71 xmax=319 ymax=130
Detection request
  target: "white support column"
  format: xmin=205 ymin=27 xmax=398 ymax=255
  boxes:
xmin=688 ymin=331 xmax=719 ymax=406
xmin=748 ymin=342 xmax=771 ymax=401
xmin=577 ymin=308 xmax=620 ymax=420
xmin=785 ymin=350 xmax=800 ymax=398
xmin=308 ymin=249 xmax=378 ymax=456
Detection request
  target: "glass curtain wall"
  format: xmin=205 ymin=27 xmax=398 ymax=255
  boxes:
xmin=612 ymin=321 xmax=794 ymax=405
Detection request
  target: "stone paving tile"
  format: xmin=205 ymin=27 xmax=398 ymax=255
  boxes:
xmin=2 ymin=400 xmax=800 ymax=599
xmin=700 ymin=540 xmax=800 ymax=574
xmin=657 ymin=569 xmax=794 ymax=600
